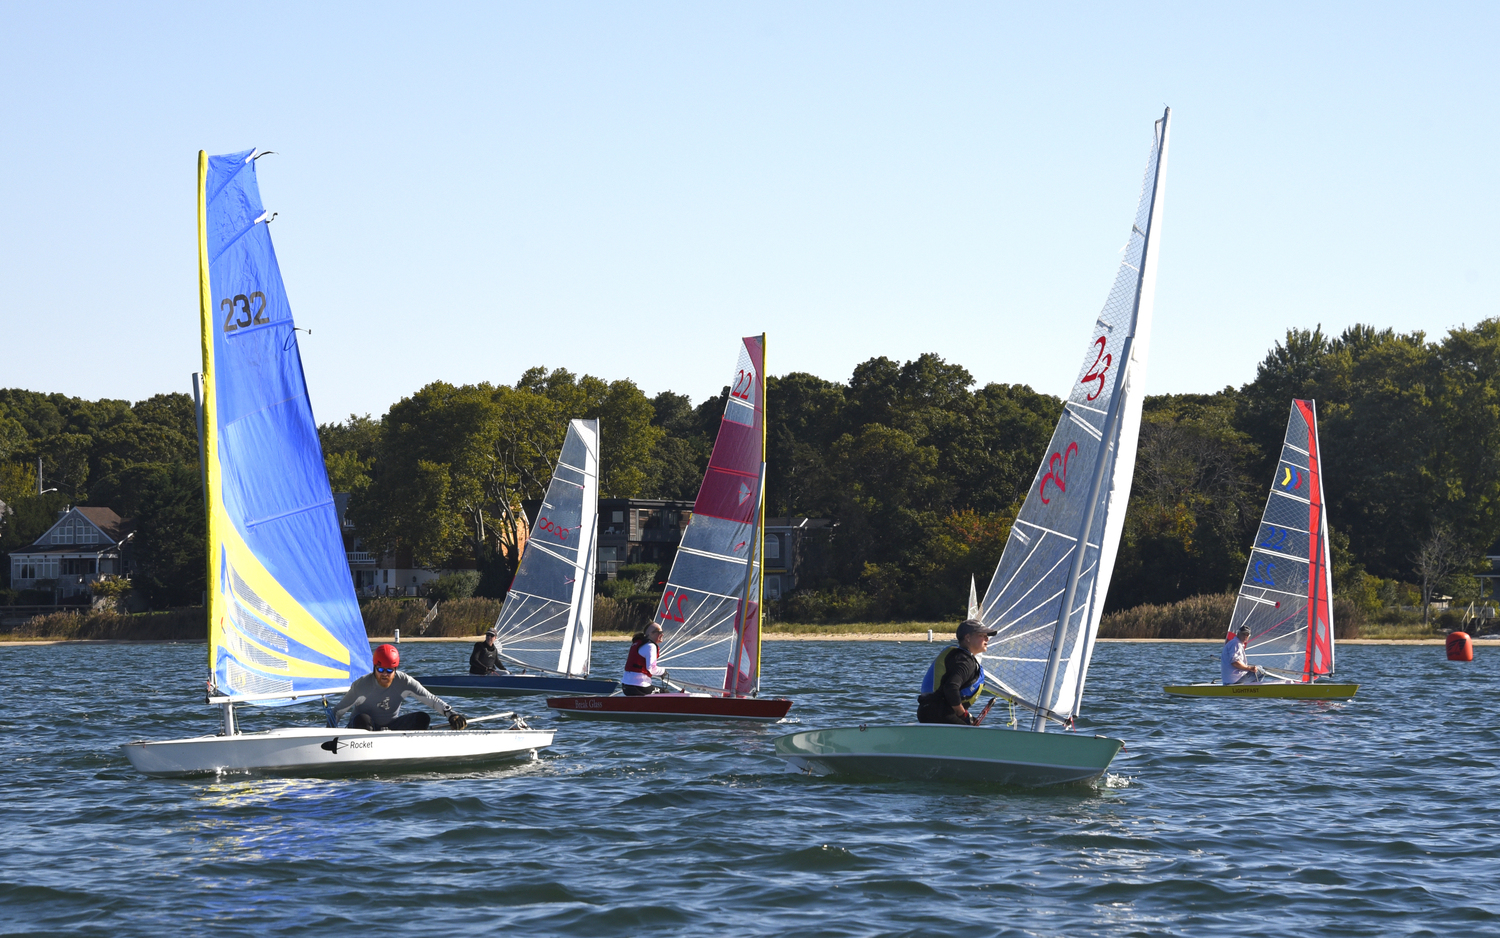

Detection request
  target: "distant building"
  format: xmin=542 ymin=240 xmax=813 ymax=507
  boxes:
xmin=764 ymin=517 xmax=832 ymax=601
xmin=336 ymin=493 xmax=527 ymax=597
xmin=595 ymin=498 xmax=695 ymax=578
xmin=8 ymin=506 xmax=133 ymax=599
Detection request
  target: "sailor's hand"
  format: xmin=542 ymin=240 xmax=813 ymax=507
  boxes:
xmin=1254 ymin=666 xmax=1265 ymax=679
xmin=448 ymin=712 xmax=468 ymax=731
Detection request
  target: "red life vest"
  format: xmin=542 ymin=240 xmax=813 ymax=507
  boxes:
xmin=625 ymin=639 xmax=656 ymax=674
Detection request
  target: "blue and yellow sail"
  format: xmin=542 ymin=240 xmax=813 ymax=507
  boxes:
xmin=199 ymin=149 xmax=371 ymax=703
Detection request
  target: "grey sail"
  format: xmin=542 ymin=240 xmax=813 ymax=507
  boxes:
xmin=490 ymin=419 xmax=600 ymax=677
xmin=979 ymin=109 xmax=1171 ymax=727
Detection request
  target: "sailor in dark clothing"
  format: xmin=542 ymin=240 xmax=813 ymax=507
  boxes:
xmin=916 ymin=619 xmax=996 ymax=725
xmin=469 ymin=627 xmax=508 ymax=675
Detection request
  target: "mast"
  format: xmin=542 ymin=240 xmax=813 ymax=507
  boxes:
xmin=1031 ymin=107 xmax=1171 ymax=732
xmin=196 ymin=150 xmax=219 ymax=688
xmin=754 ymin=332 xmax=767 ymax=696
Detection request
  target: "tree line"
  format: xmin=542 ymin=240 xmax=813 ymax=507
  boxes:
xmin=4 ymin=319 xmax=1500 ymax=620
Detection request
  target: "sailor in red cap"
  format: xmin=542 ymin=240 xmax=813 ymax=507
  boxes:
xmin=329 ymin=644 xmax=468 ymax=731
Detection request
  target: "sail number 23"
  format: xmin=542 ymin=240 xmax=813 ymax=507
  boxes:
xmin=1081 ymin=337 xmax=1112 ymax=402
xmin=1039 ymin=442 xmax=1079 ymax=505
xmin=220 ymin=292 xmax=269 ymax=332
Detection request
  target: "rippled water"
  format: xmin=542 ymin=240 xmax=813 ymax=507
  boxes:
xmin=3 ymin=639 xmax=1498 ymax=936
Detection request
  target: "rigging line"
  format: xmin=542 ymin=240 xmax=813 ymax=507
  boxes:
xmin=494 ymin=603 xmax=569 ymax=637
xmin=992 ymin=549 xmax=1076 ymax=623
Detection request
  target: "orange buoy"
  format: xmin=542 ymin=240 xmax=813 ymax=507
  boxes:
xmin=1446 ymin=631 xmax=1474 ymax=662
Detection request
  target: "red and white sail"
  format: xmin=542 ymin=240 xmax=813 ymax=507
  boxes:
xmin=655 ymin=336 xmax=767 ymax=696
xmin=1236 ymin=400 xmax=1336 ymax=680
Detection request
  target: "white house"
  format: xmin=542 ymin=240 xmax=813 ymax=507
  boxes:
xmin=9 ymin=507 xmax=132 ymax=599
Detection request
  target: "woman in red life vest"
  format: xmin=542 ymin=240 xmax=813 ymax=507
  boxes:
xmin=622 ymin=623 xmax=667 ymax=695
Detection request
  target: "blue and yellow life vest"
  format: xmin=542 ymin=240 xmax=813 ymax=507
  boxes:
xmin=921 ymin=647 xmax=989 ymax=706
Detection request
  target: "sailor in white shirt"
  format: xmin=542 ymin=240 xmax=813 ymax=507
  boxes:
xmin=1221 ymin=625 xmax=1264 ymax=685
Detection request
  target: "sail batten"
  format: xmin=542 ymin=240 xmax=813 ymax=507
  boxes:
xmin=200 ymin=149 xmax=372 ymax=704
xmin=979 ymin=110 xmax=1170 ymax=725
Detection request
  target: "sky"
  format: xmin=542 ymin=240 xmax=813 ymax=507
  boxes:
xmin=1 ymin=3 xmax=1496 ymax=421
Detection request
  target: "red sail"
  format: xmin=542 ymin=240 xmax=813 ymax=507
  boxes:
xmin=1301 ymin=400 xmax=1334 ymax=678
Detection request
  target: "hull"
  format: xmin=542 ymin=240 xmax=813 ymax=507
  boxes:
xmin=121 ymin=725 xmax=554 ymax=778
xmin=418 ymin=674 xmax=619 ymax=697
xmin=1164 ymin=681 xmax=1358 ymax=699
xmin=546 ymin=693 xmax=792 ymax=723
xmin=773 ymin=724 xmax=1123 ymax=787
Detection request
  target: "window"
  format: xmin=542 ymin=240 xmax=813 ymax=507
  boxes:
xmin=767 ymin=576 xmax=782 ymax=600
xmin=765 ymin=536 xmax=782 ymax=561
xmin=612 ymin=511 xmax=624 ymax=523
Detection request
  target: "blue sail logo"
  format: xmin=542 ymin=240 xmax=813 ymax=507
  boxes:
xmin=1278 ymin=466 xmax=1303 ymax=490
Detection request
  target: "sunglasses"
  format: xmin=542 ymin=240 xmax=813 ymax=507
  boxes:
xmin=375 ymin=666 xmax=395 ymax=674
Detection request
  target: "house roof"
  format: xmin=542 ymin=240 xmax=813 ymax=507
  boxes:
xmin=76 ymin=507 xmax=127 ymax=541
xmin=27 ymin=506 xmax=131 ymax=549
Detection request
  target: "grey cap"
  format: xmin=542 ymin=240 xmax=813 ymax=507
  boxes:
xmin=956 ymin=619 xmax=998 ymax=641
xmin=1236 ymin=625 xmax=1252 ymax=637
xmin=485 ymin=627 xmax=498 ymax=637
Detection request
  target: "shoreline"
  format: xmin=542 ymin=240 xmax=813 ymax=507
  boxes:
xmin=1 ymin=635 xmax=1492 ymax=647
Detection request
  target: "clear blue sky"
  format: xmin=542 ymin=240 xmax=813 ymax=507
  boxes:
xmin=2 ymin=3 xmax=1495 ymax=421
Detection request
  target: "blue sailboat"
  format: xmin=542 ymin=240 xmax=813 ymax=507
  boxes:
xmin=122 ymin=150 xmax=552 ymax=776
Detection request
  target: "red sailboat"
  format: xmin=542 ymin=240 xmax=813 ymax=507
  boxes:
xmin=547 ymin=334 xmax=792 ymax=723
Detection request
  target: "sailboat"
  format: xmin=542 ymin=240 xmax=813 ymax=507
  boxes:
xmin=775 ymin=109 xmax=1172 ymax=785
xmin=121 ymin=149 xmax=552 ymax=777
xmin=1164 ymin=400 xmax=1358 ymax=699
xmin=547 ymin=334 xmax=792 ymax=722
xmin=421 ymin=419 xmax=618 ymax=696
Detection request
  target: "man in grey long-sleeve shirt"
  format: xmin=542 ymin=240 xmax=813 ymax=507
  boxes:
xmin=330 ymin=644 xmax=467 ymax=731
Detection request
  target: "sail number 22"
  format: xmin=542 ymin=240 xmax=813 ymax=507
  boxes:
xmin=220 ymin=292 xmax=269 ymax=332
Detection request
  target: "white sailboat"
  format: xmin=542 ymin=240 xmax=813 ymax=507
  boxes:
xmin=776 ymin=108 xmax=1172 ymax=785
xmin=121 ymin=149 xmax=551 ymax=777
xmin=422 ymin=419 xmax=618 ymax=696
xmin=1165 ymin=399 xmax=1358 ymax=699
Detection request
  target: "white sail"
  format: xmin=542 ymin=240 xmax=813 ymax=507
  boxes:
xmin=980 ymin=109 xmax=1171 ymax=727
xmin=490 ymin=419 xmax=600 ymax=678
xmin=968 ymin=576 xmax=980 ymax=620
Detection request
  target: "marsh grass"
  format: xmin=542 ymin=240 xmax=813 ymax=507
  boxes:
xmin=3 ymin=608 xmax=203 ymax=642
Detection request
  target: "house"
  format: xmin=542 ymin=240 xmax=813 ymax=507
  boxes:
xmin=8 ymin=506 xmax=133 ymax=599
xmin=595 ymin=498 xmax=696 ymax=578
xmin=590 ymin=498 xmax=829 ymax=599
xmin=764 ymin=517 xmax=832 ymax=601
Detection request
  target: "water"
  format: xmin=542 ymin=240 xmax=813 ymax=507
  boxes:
xmin=3 ymin=639 xmax=1498 ymax=937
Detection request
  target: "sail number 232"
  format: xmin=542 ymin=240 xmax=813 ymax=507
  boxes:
xmin=220 ymin=292 xmax=269 ymax=332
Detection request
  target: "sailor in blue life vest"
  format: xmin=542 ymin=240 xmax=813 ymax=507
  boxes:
xmin=1222 ymin=625 xmax=1265 ymax=684
xmin=916 ymin=619 xmax=997 ymax=725
xmin=621 ymin=623 xmax=668 ymax=696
